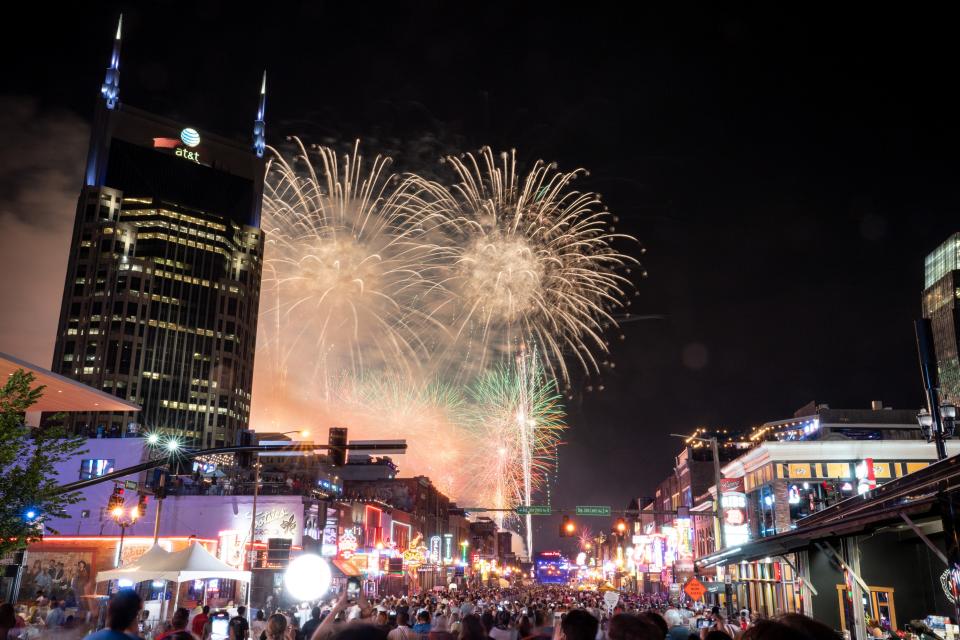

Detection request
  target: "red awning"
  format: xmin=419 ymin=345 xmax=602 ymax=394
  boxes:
xmin=332 ymin=556 xmax=364 ymax=577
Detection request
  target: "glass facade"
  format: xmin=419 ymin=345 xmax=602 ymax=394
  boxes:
xmin=50 ymin=101 xmax=264 ymax=447
xmin=923 ymin=234 xmax=960 ymax=403
xmin=925 ymin=233 xmax=960 ymax=289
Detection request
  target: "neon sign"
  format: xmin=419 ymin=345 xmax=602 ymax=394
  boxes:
xmin=175 ymin=147 xmax=201 ymax=163
xmin=443 ymin=533 xmax=453 ymax=562
xmin=151 ymin=128 xmax=201 ymax=164
xmin=339 ymin=529 xmax=358 ymax=558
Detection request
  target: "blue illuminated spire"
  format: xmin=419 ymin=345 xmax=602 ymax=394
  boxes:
xmin=253 ymin=71 xmax=266 ymax=158
xmin=100 ymin=15 xmax=122 ymax=109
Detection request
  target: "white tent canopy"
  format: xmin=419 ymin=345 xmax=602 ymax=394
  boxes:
xmin=157 ymin=542 xmax=250 ymax=583
xmin=96 ymin=544 xmax=171 ymax=583
xmin=96 ymin=542 xmax=250 ymax=584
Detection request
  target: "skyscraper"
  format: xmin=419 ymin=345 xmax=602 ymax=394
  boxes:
xmin=50 ymin=17 xmax=266 ymax=447
xmin=922 ymin=233 xmax=960 ymax=403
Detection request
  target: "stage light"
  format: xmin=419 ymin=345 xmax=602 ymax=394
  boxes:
xmin=284 ymin=554 xmax=331 ymax=601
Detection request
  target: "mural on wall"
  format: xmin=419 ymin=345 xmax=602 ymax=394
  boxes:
xmin=232 ymin=503 xmax=302 ymax=564
xmin=20 ymin=551 xmax=94 ymax=607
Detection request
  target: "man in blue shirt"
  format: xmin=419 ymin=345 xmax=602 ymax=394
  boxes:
xmin=46 ymin=600 xmax=67 ymax=629
xmin=83 ymin=589 xmax=143 ymax=640
xmin=412 ymin=610 xmax=431 ymax=634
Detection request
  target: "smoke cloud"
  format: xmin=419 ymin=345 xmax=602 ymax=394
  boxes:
xmin=0 ymin=98 xmax=88 ymax=368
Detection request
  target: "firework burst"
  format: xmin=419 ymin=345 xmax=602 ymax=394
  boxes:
xmin=405 ymin=147 xmax=638 ymax=382
xmin=256 ymin=139 xmax=447 ymax=421
xmin=463 ymin=345 xmax=565 ymax=552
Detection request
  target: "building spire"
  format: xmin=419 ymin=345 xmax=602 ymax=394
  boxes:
xmin=253 ymin=70 xmax=267 ymax=158
xmin=100 ymin=14 xmax=122 ymax=109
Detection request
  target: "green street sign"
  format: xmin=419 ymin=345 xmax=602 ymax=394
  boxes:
xmin=576 ymin=505 xmax=612 ymax=517
xmin=516 ymin=505 xmax=552 ymax=516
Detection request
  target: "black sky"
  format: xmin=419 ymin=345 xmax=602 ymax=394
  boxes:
xmin=4 ymin=2 xmax=960 ymax=551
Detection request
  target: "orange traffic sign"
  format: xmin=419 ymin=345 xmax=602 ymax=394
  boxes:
xmin=684 ymin=577 xmax=707 ymax=601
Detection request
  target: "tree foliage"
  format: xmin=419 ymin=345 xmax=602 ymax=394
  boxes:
xmin=0 ymin=369 xmax=86 ymax=556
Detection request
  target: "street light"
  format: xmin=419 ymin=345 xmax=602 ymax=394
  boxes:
xmin=918 ymin=405 xmax=957 ymax=444
xmin=112 ymin=506 xmax=142 ymax=567
xmin=281 ymin=430 xmax=310 ymax=438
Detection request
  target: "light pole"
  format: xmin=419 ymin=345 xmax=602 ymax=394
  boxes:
xmin=248 ymin=461 xmax=262 ymax=570
xmin=112 ymin=505 xmax=142 ymax=567
xmin=671 ymin=432 xmax=732 ymax=616
xmin=916 ymin=319 xmax=953 ymax=460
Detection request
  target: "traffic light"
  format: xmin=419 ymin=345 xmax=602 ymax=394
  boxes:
xmin=237 ymin=430 xmax=255 ymax=468
xmin=560 ymin=515 xmax=575 ymax=537
xmin=615 ymin=518 xmax=627 ymax=535
xmin=136 ymin=494 xmax=149 ymax=519
xmin=107 ymin=486 xmax=125 ymax=512
xmin=329 ymin=427 xmax=348 ymax=466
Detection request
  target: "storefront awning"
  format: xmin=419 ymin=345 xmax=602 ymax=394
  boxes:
xmin=332 ymin=556 xmax=364 ymax=577
xmin=1 ymin=351 xmax=141 ymax=413
xmin=698 ymin=453 xmax=960 ymax=568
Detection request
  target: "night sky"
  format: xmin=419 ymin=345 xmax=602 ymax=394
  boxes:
xmin=2 ymin=3 xmax=959 ymax=552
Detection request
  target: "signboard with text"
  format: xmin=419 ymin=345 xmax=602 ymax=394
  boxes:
xmin=516 ymin=505 xmax=552 ymax=516
xmin=576 ymin=505 xmax=612 ymax=517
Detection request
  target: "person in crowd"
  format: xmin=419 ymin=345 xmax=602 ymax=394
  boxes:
xmin=253 ymin=610 xmax=269 ymax=640
xmin=607 ymin=614 xmax=663 ymax=640
xmin=82 ymin=589 xmax=143 ymax=640
xmin=740 ymin=620 xmax=812 ymax=640
xmin=266 ymin=614 xmax=292 ymax=640
xmin=388 ymin=611 xmax=416 ymax=640
xmin=558 ymin=610 xmax=597 ymax=640
xmin=44 ymin=600 xmax=66 ymax=631
xmin=776 ymin=614 xmax=843 ymax=640
xmin=636 ymin=612 xmax=666 ymax=639
xmin=156 ymin=608 xmax=190 ymax=640
xmin=230 ymin=606 xmax=250 ymax=640
xmin=429 ymin=614 xmax=455 ymax=640
xmin=412 ymin=611 xmax=431 ymax=635
xmin=193 ymin=606 xmax=212 ymax=639
xmin=329 ymin=625 xmax=388 ymax=640
xmin=301 ymin=608 xmax=323 ymax=640
xmin=516 ymin=616 xmax=531 ymax=640
xmin=0 ymin=604 xmax=22 ymax=640
xmin=479 ymin=613 xmax=494 ymax=637
xmin=701 ymin=610 xmax=739 ymax=639
xmin=487 ymin=611 xmax=514 ymax=640
xmin=457 ymin=615 xmax=488 ymax=640
xmin=663 ymin=610 xmax=692 ymax=640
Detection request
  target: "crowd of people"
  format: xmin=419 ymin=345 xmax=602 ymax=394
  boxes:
xmin=0 ymin=584 xmax=866 ymax=640
xmin=0 ymin=586 xmax=884 ymax=640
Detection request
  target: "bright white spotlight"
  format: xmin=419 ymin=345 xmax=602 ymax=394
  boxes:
xmin=146 ymin=433 xmax=160 ymax=445
xmin=284 ymin=554 xmax=331 ymax=601
xmin=165 ymin=438 xmax=180 ymax=452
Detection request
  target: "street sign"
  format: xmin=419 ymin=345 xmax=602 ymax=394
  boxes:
xmin=576 ymin=505 xmax=612 ymax=517
xmin=516 ymin=505 xmax=552 ymax=516
xmin=123 ymin=480 xmax=138 ymax=491
xmin=684 ymin=577 xmax=707 ymax=601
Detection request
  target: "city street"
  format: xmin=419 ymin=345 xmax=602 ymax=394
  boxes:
xmin=1 ymin=4 xmax=960 ymax=640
